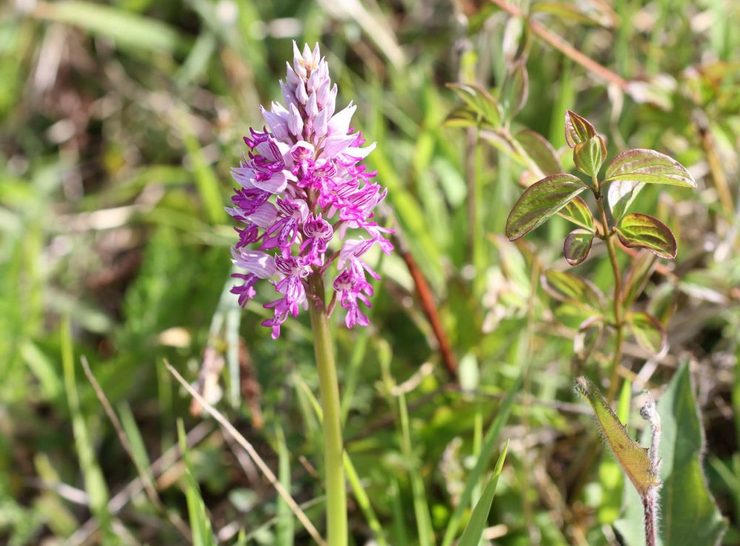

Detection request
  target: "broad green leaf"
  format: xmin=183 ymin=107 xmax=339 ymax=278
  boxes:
xmin=608 ymin=180 xmax=644 ymax=221
xmin=576 ymin=377 xmax=658 ymax=496
xmin=617 ymin=213 xmax=677 ymax=259
xmin=505 ymin=174 xmax=588 ymax=240
xmin=457 ymin=443 xmax=508 ymax=546
xmin=622 ymin=251 xmax=657 ymax=307
xmin=34 ymin=1 xmax=183 ymax=53
xmin=626 ymin=311 xmax=667 ymax=354
xmin=615 ymin=364 xmax=728 ymax=546
xmin=563 ymin=229 xmax=594 ymax=266
xmin=574 ymin=135 xmax=607 ymax=178
xmin=447 ymin=83 xmax=501 ymax=127
xmin=441 ymin=377 xmax=520 ymax=546
xmin=542 ymin=269 xmax=605 ymax=307
xmin=516 ymin=129 xmax=562 ymax=175
xmin=558 ymin=197 xmax=595 ymax=231
xmin=605 ymin=149 xmax=696 ymax=188
xmin=564 ymin=110 xmax=596 ymax=148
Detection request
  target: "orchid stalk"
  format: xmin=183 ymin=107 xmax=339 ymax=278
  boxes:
xmin=227 ymin=43 xmax=392 ymax=546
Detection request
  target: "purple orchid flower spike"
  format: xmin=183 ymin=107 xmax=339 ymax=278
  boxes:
xmin=228 ymin=42 xmax=392 ymax=337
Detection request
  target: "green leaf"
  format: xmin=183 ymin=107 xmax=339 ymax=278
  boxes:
xmin=444 ymin=106 xmax=480 ymax=129
xmin=441 ymin=377 xmax=520 ymax=546
xmin=605 ymin=149 xmax=696 ymax=188
xmin=615 ymin=364 xmax=728 ymax=546
xmin=541 ymin=269 xmax=605 ymax=307
xmin=558 ymin=197 xmax=595 ymax=231
xmin=457 ymin=443 xmax=508 ymax=546
xmin=516 ymin=129 xmax=562 ymax=175
xmin=574 ymin=135 xmax=607 ymax=177
xmin=505 ymin=174 xmax=588 ymax=240
xmin=626 ymin=311 xmax=667 ymax=354
xmin=608 ymin=180 xmax=645 ymax=222
xmin=564 ymin=110 xmax=596 ymax=148
xmin=563 ymin=229 xmax=594 ymax=266
xmin=447 ymin=83 xmax=501 ymax=127
xmin=35 ymin=1 xmax=183 ymax=53
xmin=576 ymin=377 xmax=658 ymax=496
xmin=616 ymin=213 xmax=677 ymax=259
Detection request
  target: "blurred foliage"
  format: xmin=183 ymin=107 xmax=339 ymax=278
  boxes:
xmin=0 ymin=0 xmax=738 ymax=545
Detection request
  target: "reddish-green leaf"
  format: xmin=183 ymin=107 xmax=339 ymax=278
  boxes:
xmin=607 ymin=180 xmax=644 ymax=221
xmin=500 ymin=59 xmax=529 ymax=119
xmin=541 ymin=269 xmax=605 ymax=307
xmin=626 ymin=311 xmax=667 ymax=354
xmin=616 ymin=213 xmax=677 ymax=259
xmin=516 ymin=129 xmax=562 ymax=175
xmin=564 ymin=110 xmax=596 ymax=148
xmin=573 ymin=135 xmax=607 ymax=178
xmin=563 ymin=229 xmax=594 ymax=266
xmin=444 ymin=106 xmax=479 ymax=128
xmin=447 ymin=83 xmax=501 ymax=127
xmin=576 ymin=377 xmax=659 ymax=496
xmin=505 ymin=174 xmax=588 ymax=240
xmin=558 ymin=197 xmax=595 ymax=231
xmin=605 ymin=149 xmax=696 ymax=188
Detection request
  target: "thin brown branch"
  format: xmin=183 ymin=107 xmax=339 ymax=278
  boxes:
xmin=489 ymin=0 xmax=628 ymax=91
xmin=391 ymin=230 xmax=459 ymax=380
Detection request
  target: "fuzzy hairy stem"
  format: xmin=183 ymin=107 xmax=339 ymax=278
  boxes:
xmin=307 ymin=273 xmax=347 ymax=546
xmin=643 ymin=488 xmax=659 ymax=546
xmin=641 ymin=398 xmax=663 ymax=546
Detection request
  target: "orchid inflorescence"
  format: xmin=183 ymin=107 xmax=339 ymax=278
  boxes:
xmin=228 ymin=42 xmax=392 ymax=338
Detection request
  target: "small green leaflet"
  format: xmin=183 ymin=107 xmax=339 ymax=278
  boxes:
xmin=563 ymin=229 xmax=594 ymax=265
xmin=616 ymin=213 xmax=677 ymax=259
xmin=605 ymin=149 xmax=696 ymax=188
xmin=565 ymin=110 xmax=597 ymax=148
xmin=506 ymin=174 xmax=589 ymax=240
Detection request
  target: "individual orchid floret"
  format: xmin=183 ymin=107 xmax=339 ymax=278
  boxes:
xmin=228 ymin=42 xmax=392 ymax=337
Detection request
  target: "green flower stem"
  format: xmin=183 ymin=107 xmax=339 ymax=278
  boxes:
xmin=308 ymin=273 xmax=347 ymax=546
xmin=595 ymin=184 xmax=624 ymax=401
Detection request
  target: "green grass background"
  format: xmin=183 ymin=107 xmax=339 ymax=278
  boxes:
xmin=0 ymin=0 xmax=738 ymax=544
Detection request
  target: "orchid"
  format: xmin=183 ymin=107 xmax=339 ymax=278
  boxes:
xmin=228 ymin=42 xmax=392 ymax=338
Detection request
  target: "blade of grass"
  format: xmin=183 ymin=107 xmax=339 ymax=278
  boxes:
xmin=398 ymin=390 xmax=436 ymax=546
xmin=457 ymin=442 xmax=509 ymax=546
xmin=275 ymin=425 xmax=295 ymax=546
xmin=60 ymin=318 xmax=115 ymax=543
xmin=177 ymin=419 xmax=217 ymax=546
xmin=177 ymin=112 xmax=226 ymax=225
xmin=440 ymin=375 xmax=521 ymax=546
xmin=33 ymin=1 xmax=183 ymax=53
